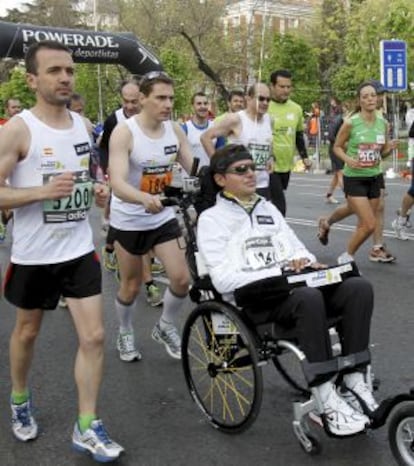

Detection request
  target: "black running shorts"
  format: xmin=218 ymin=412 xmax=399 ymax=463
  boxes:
xmin=4 ymin=251 xmax=102 ymax=310
xmin=343 ymin=175 xmax=382 ymax=199
xmin=111 ymin=218 xmax=182 ymax=255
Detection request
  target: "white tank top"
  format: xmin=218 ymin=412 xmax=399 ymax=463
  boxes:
xmin=110 ymin=118 xmax=178 ymax=231
xmin=229 ymin=111 xmax=272 ymax=189
xmin=9 ymin=110 xmax=94 ymax=265
xmin=184 ymin=120 xmax=214 ymax=168
xmin=115 ymin=108 xmax=127 ymax=124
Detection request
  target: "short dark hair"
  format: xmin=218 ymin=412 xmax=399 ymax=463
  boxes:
xmin=25 ymin=40 xmax=72 ymax=75
xmin=210 ymin=144 xmax=252 ymax=175
xmin=191 ymin=91 xmax=208 ymax=104
xmin=270 ymin=69 xmax=292 ymax=85
xmin=139 ymin=71 xmax=174 ymax=96
xmin=228 ymin=89 xmax=245 ymax=101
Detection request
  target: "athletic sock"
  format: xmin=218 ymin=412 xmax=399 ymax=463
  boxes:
xmin=160 ymin=287 xmax=187 ymax=328
xmin=11 ymin=389 xmax=29 ymax=405
xmin=78 ymin=413 xmax=97 ymax=433
xmin=115 ymin=297 xmax=136 ymax=333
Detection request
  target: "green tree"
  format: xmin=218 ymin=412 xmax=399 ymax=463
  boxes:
xmin=0 ymin=67 xmax=34 ymax=114
xmin=262 ymin=33 xmax=320 ymax=111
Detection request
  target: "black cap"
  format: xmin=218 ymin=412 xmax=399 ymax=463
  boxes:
xmin=210 ymin=144 xmax=252 ymax=174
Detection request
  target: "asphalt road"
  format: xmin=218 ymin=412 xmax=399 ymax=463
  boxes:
xmin=0 ymin=172 xmax=413 ymax=466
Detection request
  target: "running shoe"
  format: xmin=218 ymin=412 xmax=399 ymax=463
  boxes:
xmin=58 ymin=296 xmax=68 ymax=308
xmin=314 ymin=384 xmax=369 ymax=436
xmin=317 ymin=217 xmax=330 ymax=245
xmin=146 ymin=283 xmax=163 ymax=307
xmin=339 ymin=380 xmax=379 ymax=414
xmin=72 ymin=419 xmax=124 ymax=462
xmin=151 ymin=322 xmax=181 ymax=359
xmin=116 ymin=331 xmax=142 ymax=362
xmin=11 ymin=398 xmax=38 ymax=442
xmin=392 ymin=218 xmax=409 ymax=241
xmin=326 ymin=196 xmax=339 ymax=204
xmin=101 ymin=246 xmax=118 ymax=272
xmin=337 ymin=252 xmax=354 ymax=264
xmin=397 ymin=208 xmax=412 ymax=228
xmin=151 ymin=261 xmax=165 ymax=275
xmin=369 ymin=245 xmax=396 ymax=263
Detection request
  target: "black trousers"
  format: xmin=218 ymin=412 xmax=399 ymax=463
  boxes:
xmin=271 ymin=276 xmax=373 ymax=364
xmin=269 ymin=172 xmax=291 ymax=216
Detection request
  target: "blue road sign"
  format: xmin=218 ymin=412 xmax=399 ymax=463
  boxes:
xmin=380 ymin=40 xmax=407 ymax=92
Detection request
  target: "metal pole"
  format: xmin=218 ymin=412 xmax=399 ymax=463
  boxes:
xmin=391 ymin=93 xmax=399 ymax=173
xmin=94 ymin=0 xmax=104 ymax=123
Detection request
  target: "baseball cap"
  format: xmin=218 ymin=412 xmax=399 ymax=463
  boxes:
xmin=210 ymin=144 xmax=252 ymax=174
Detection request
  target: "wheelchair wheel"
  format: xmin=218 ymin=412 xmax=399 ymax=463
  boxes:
xmin=182 ymin=301 xmax=263 ymax=433
xmin=389 ymin=401 xmax=414 ymax=466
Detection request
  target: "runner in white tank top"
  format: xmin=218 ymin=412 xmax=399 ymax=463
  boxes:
xmin=201 ymin=82 xmax=273 ymax=198
xmin=0 ymin=40 xmax=123 ymax=461
xmin=109 ymin=72 xmax=195 ymax=362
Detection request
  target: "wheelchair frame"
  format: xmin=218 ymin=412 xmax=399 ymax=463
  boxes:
xmin=163 ymin=182 xmax=414 ymax=457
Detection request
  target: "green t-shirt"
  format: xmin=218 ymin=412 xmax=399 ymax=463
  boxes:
xmin=268 ymin=99 xmax=304 ymax=172
xmin=343 ymin=113 xmax=387 ymax=178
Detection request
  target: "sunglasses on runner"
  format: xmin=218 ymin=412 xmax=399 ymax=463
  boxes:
xmin=140 ymin=71 xmax=171 ymax=85
xmin=225 ymin=163 xmax=256 ymax=175
xmin=257 ymin=96 xmax=271 ymax=102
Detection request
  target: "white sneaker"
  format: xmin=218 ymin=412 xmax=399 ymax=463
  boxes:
xmin=116 ymin=331 xmax=142 ymax=362
xmin=392 ymin=218 xmax=409 ymax=240
xmin=339 ymin=380 xmax=379 ymax=414
xmin=151 ymin=322 xmax=181 ymax=359
xmin=337 ymin=252 xmax=354 ymax=264
xmin=326 ymin=196 xmax=339 ymax=204
xmin=318 ymin=385 xmax=369 ymax=436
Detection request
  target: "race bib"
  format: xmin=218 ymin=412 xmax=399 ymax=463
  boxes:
xmin=140 ymin=165 xmax=173 ymax=194
xmin=243 ymin=236 xmax=277 ymax=270
xmin=357 ymin=143 xmax=381 ymax=167
xmin=43 ymin=170 xmax=93 ymax=223
xmin=248 ymin=142 xmax=270 ymax=170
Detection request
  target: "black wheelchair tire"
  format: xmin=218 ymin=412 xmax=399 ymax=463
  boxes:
xmin=182 ymin=301 xmax=263 ymax=433
xmin=388 ymin=401 xmax=414 ymax=466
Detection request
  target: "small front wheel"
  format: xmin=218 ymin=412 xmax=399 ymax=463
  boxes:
xmin=389 ymin=401 xmax=414 ymax=466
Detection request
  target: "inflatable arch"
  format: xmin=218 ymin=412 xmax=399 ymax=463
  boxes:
xmin=0 ymin=20 xmax=163 ymax=75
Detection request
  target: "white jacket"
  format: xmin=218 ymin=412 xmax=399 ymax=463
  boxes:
xmin=197 ymin=194 xmax=316 ymax=302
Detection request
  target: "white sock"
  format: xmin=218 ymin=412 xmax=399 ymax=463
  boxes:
xmin=160 ymin=288 xmax=187 ymax=329
xmin=115 ymin=297 xmax=136 ymax=333
xmin=316 ymin=381 xmax=334 ymax=403
xmin=343 ymin=371 xmax=364 ymax=389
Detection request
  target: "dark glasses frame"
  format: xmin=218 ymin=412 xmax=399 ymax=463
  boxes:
xmin=225 ymin=163 xmax=257 ymax=175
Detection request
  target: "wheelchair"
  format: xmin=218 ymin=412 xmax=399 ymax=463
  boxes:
xmin=162 ymin=178 xmax=414 ymax=459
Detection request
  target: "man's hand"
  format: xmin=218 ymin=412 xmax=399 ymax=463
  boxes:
xmin=309 ymin=261 xmax=328 ymax=270
xmin=286 ymin=258 xmax=311 ymax=272
xmin=141 ymin=193 xmax=164 ymax=213
xmin=42 ymin=172 xmax=74 ymax=200
xmin=93 ymin=182 xmax=109 ymax=208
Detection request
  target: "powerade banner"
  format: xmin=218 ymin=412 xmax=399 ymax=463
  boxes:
xmin=0 ymin=21 xmax=163 ymax=75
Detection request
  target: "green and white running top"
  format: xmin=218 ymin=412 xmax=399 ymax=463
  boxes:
xmin=268 ymin=99 xmax=304 ymax=172
xmin=343 ymin=113 xmax=387 ymax=178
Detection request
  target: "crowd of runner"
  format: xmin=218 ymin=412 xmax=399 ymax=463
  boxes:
xmin=0 ymin=39 xmax=413 ymax=463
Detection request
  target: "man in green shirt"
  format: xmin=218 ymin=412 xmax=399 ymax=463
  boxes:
xmin=268 ymin=70 xmax=311 ymax=215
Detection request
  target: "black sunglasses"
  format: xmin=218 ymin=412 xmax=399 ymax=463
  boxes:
xmin=226 ymin=163 xmax=256 ymax=175
xmin=257 ymin=96 xmax=271 ymax=102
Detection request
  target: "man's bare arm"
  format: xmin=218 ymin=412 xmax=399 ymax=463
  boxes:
xmin=0 ymin=118 xmax=74 ymax=209
xmin=200 ymin=114 xmax=239 ymax=157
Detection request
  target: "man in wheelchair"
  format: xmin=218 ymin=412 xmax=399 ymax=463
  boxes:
xmin=196 ymin=144 xmax=378 ymax=437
